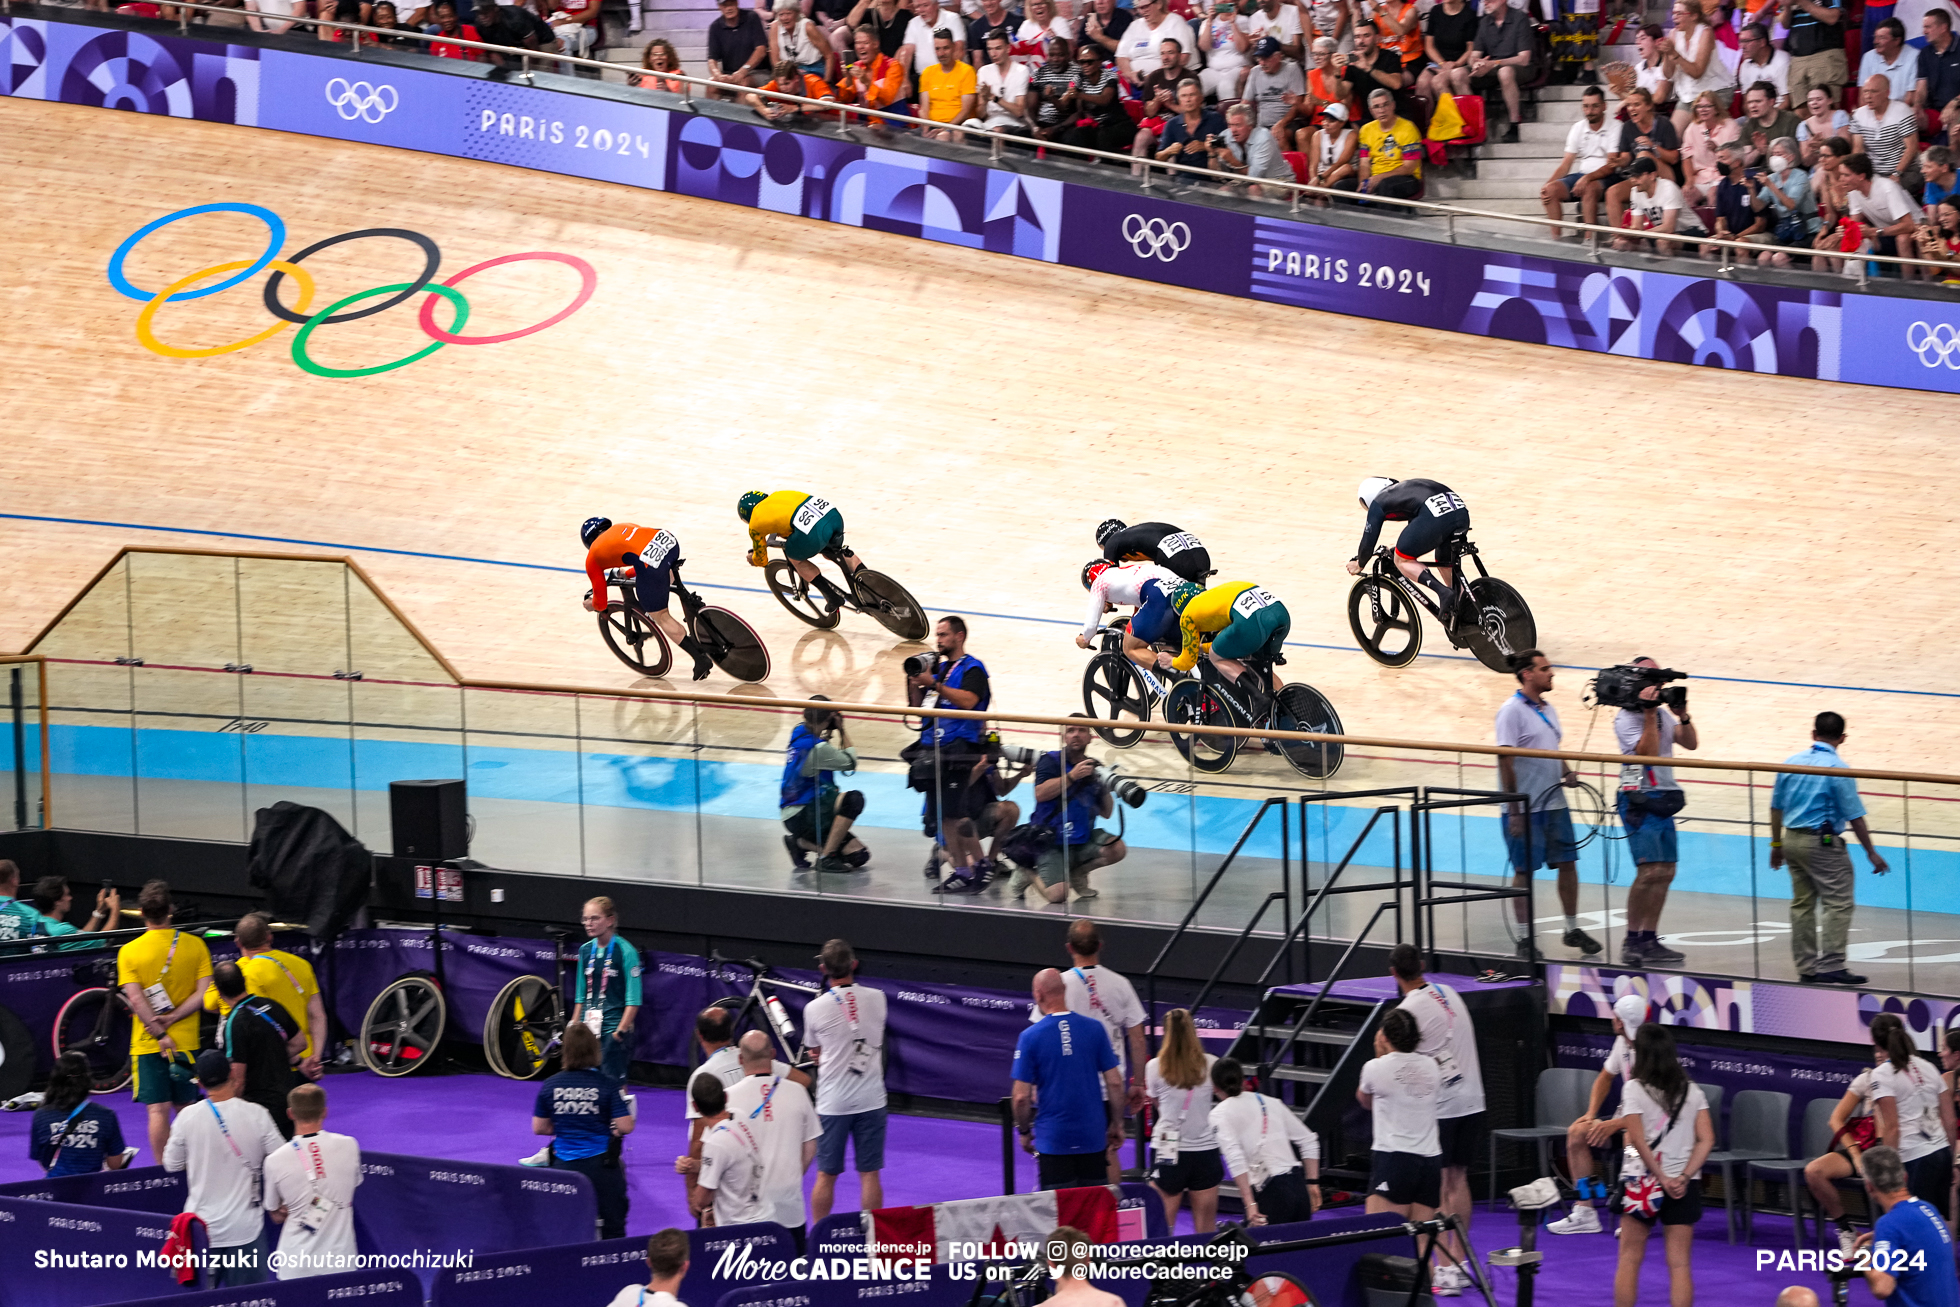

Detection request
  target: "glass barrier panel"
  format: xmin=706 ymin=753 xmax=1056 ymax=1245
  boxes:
xmin=693 ymin=692 xmax=803 ymax=896
xmin=237 ymin=557 xmax=360 ymax=835
xmin=31 ymin=555 xmax=136 ymax=833
xmin=460 ymin=685 xmax=584 ymax=877
xmin=127 ymin=552 xmax=246 ymax=841
xmin=1900 ymin=779 xmax=1960 ymax=1000
xmin=574 ymin=690 xmax=703 ymax=885
xmin=346 ymin=578 xmax=462 ymax=851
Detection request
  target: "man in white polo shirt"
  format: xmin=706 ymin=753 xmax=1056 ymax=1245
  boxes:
xmin=1540 ymin=85 xmax=1616 ymax=235
xmin=1390 ymin=944 xmax=1484 ymax=1297
xmin=1061 ymin=920 xmax=1147 ymax=1182
xmin=1495 ymin=650 xmax=1601 ymax=961
xmin=676 ymin=1007 xmax=805 ymax=1200
xmin=262 ymin=1084 xmax=361 ymax=1280
xmin=805 ymin=939 xmax=889 ymax=1221
xmin=689 ymin=1077 xmax=768 ymax=1228
xmin=724 ymin=1031 xmax=821 ymax=1231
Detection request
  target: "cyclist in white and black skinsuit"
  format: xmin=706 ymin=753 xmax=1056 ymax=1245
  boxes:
xmin=1097 ymin=520 xmax=1213 ymax=584
xmin=1076 ymin=559 xmax=1182 ymax=696
xmin=1346 ymin=478 xmax=1470 ymax=624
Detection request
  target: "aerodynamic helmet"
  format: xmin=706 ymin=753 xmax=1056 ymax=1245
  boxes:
xmin=1356 ymin=477 xmax=1398 ymax=509
xmin=580 ymin=517 xmax=612 ymax=548
xmin=737 ymin=491 xmax=768 ymax=521
xmin=1081 ymin=560 xmax=1112 ymax=591
xmin=1094 ymin=518 xmax=1127 ymax=548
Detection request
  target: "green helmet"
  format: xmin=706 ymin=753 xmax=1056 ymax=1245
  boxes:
xmin=1164 ymin=580 xmax=1204 ymax=613
xmin=737 ymin=491 xmax=768 ymax=521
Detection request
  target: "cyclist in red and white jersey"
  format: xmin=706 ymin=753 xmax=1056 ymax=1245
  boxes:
xmin=1077 ymin=559 xmax=1182 ymax=696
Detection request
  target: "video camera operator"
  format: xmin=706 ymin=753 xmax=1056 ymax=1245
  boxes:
xmin=1610 ymin=657 xmax=1698 ymax=967
xmin=1009 ymin=716 xmax=1130 ymax=905
xmin=904 ymin=617 xmax=994 ymax=880
xmin=781 ymin=695 xmax=871 ymax=874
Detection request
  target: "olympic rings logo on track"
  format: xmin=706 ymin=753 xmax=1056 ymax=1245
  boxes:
xmin=1906 ymin=321 xmax=1960 ymax=370
xmin=107 ymin=203 xmax=598 ymax=378
xmin=1121 ymin=214 xmax=1192 ymax=263
xmin=324 ymin=77 xmax=400 ymax=123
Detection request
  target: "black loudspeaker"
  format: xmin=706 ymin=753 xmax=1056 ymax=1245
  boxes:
xmin=389 ymin=779 xmax=468 ymax=861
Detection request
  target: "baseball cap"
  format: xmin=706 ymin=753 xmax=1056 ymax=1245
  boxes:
xmin=1629 ymin=156 xmax=1658 ymax=176
xmin=1321 ymin=101 xmax=1348 ymax=121
xmin=195 ymin=1049 xmax=232 ymax=1088
xmin=1614 ymin=991 xmax=1647 ymax=1035
xmin=1252 ymin=34 xmax=1281 ymax=56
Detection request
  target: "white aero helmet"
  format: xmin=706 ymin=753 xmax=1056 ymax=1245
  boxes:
xmin=1357 ymin=476 xmax=1398 ymax=509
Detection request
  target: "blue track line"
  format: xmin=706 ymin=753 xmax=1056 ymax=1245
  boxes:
xmin=7 ymin=511 xmax=1957 ymax=700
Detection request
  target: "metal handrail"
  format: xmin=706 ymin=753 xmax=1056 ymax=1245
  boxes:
xmin=1256 ymin=792 xmax=1416 ymax=989
xmin=33 ymin=0 xmax=1960 ymax=283
xmin=1185 ymin=890 xmax=1286 ymax=1018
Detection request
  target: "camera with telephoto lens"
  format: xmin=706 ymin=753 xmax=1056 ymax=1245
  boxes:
xmin=1092 ymin=762 xmax=1148 ymax=809
xmin=1589 ymin=663 xmax=1688 ymax=713
xmin=903 ymin=653 xmax=938 ymax=678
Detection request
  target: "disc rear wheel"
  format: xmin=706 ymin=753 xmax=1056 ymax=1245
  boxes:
xmin=361 ymin=974 xmax=447 ymax=1077
xmin=1163 ymin=679 xmax=1242 ymax=773
xmin=1083 ymin=654 xmax=1151 ymax=749
xmin=1347 ymin=576 xmax=1422 ymax=668
xmin=599 ymin=604 xmax=673 ymax=677
xmin=1461 ymin=577 xmax=1535 ymax=673
xmin=483 ymin=976 xmax=564 ymax=1080
xmin=1273 ymin=683 xmax=1344 ymax=779
xmin=851 ymin=568 xmax=929 ymax=641
xmin=765 ymin=560 xmax=840 ymax=630
xmin=695 ymin=607 xmax=771 ymax=683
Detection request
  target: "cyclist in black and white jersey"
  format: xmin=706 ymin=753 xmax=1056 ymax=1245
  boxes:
xmin=1096 ymin=519 xmax=1214 ymax=584
xmin=1346 ymin=478 xmax=1470 ymax=623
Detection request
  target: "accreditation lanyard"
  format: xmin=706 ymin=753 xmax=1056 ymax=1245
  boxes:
xmin=727 ymin=1120 xmax=766 ymax=1205
xmin=1255 ymin=1094 xmax=1270 ymax=1143
xmin=834 ymin=985 xmax=859 ymax=1033
xmin=47 ymin=1103 xmax=89 ymax=1170
xmin=300 ymin=1136 xmax=328 ymax=1180
xmin=1072 ymin=967 xmax=1107 ymax=1018
xmin=585 ymin=938 xmax=618 ymax=1009
xmin=748 ymin=1074 xmax=783 ymax=1122
xmin=1514 ymin=692 xmax=1558 ymax=741
xmin=1426 ymin=984 xmax=1455 ymax=1038
xmin=257 ymin=951 xmax=309 ymax=1002
xmin=208 ymin=1101 xmax=245 ymax=1162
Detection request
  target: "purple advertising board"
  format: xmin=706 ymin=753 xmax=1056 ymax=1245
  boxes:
xmin=5 ymin=10 xmax=1960 ymax=393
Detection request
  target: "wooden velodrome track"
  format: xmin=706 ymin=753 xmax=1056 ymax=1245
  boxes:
xmin=3 ymin=94 xmax=1956 ymax=780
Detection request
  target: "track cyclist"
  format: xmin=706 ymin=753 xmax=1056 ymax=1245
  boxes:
xmin=738 ymin=490 xmax=859 ymax=612
xmin=580 ymin=517 xmax=714 ymax=681
xmin=1346 ymin=478 xmax=1470 ymax=624
xmin=1166 ymin=580 xmax=1291 ymax=707
xmin=1078 ymin=560 xmax=1183 ymax=693
xmin=1096 ymin=519 xmax=1213 ymax=584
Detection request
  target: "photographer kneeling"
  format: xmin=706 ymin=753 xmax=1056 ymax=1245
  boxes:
xmin=1010 ymin=716 xmax=1131 ymax=904
xmin=1609 ymin=658 xmax=1698 ymax=967
xmin=782 ymin=696 xmax=870 ymax=874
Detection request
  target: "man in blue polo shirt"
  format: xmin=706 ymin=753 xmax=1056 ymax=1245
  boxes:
xmin=1770 ymin=712 xmax=1890 ymax=987
xmin=1851 ymin=1146 xmax=1960 ymax=1307
xmin=1012 ymin=968 xmax=1123 ymax=1191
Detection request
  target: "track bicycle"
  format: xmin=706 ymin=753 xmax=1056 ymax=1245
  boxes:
xmin=1080 ymin=620 xmax=1187 ymax=749
xmin=51 ymin=962 xmax=134 ymax=1094
xmin=1163 ymin=655 xmax=1344 ymax=779
xmin=708 ymin=951 xmax=821 ymax=1068
xmin=594 ymin=566 xmax=772 ymax=682
xmin=483 ymin=932 xmax=575 ymax=1081
xmin=1346 ymin=532 xmax=1534 ymax=674
xmin=761 ymin=540 xmax=930 ymax=642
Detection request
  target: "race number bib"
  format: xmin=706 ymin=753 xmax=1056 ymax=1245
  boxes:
xmin=791 ymin=497 xmax=833 ymax=534
xmin=1423 ymin=491 xmax=1466 ymax=517
xmin=1231 ymin=587 xmax=1277 ymax=619
xmin=1157 ymin=531 xmax=1202 ymax=557
xmin=638 ymin=529 xmax=679 ymax=568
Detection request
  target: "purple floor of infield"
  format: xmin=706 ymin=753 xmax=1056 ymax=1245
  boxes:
xmin=0 ymin=1070 xmax=1844 ymax=1304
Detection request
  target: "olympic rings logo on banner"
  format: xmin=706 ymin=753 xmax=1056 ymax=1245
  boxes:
xmin=1121 ymin=214 xmax=1192 ymax=263
xmin=107 ymin=203 xmax=598 ymax=378
xmin=324 ymin=77 xmax=400 ymax=123
xmin=1906 ymin=321 xmax=1960 ymax=370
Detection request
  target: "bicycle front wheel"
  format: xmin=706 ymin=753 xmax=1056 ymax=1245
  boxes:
xmin=483 ymin=976 xmax=564 ymax=1080
xmin=851 ymin=568 xmax=929 ymax=641
xmin=1238 ymin=1272 xmax=1316 ymax=1307
xmin=1347 ymin=576 xmax=1422 ymax=667
xmin=765 ymin=560 xmax=840 ymax=630
xmin=598 ymin=604 xmax=673 ymax=677
xmin=1462 ymin=576 xmax=1535 ymax=673
xmin=1274 ymin=683 xmax=1344 ymax=779
xmin=1082 ymin=654 xmax=1151 ymax=749
xmin=52 ymin=987 xmax=132 ymax=1094
xmin=695 ymin=607 xmax=772 ymax=683
xmin=1164 ymin=679 xmax=1241 ymax=773
xmin=360 ymin=974 xmax=447 ymax=1077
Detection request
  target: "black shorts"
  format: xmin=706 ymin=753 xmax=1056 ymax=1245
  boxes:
xmin=1437 ymin=1112 xmax=1484 ymax=1169
xmin=1906 ymin=1148 xmax=1952 ymax=1207
xmin=1256 ymin=1167 xmax=1315 ymax=1225
xmin=1624 ymin=1179 xmax=1703 ymax=1227
xmin=1149 ymin=1146 xmax=1224 ymax=1195
xmin=1038 ymin=1150 xmax=1109 ymax=1190
xmin=1370 ymin=1150 xmax=1442 ymax=1208
xmin=1392 ymin=505 xmax=1470 ymax=564
xmin=624 ymin=532 xmax=680 ymax=614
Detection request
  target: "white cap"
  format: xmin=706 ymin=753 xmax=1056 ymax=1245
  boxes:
xmin=1357 ymin=476 xmax=1396 ymax=508
xmin=1614 ymin=992 xmax=1647 ymax=1035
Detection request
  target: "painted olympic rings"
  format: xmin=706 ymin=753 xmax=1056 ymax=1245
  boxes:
xmin=263 ymin=229 xmax=443 ymax=326
xmin=108 ymin=204 xmax=598 ymax=378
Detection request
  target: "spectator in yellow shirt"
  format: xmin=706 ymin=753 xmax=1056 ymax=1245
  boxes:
xmin=204 ymin=913 xmax=331 ymax=1080
xmin=1357 ymin=87 xmax=1423 ymax=202
xmin=918 ymin=30 xmax=977 ymax=138
xmin=117 ymin=880 xmax=212 ymax=1160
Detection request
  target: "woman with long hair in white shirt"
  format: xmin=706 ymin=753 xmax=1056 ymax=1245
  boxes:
xmin=1607 ymin=1024 xmax=1714 ymax=1307
xmin=1209 ymin=1056 xmax=1320 ymax=1227
xmin=1870 ymin=1013 xmax=1956 ymax=1228
xmin=1661 ymin=0 xmax=1732 ymax=133
xmin=1144 ymin=1009 xmax=1222 ymax=1233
